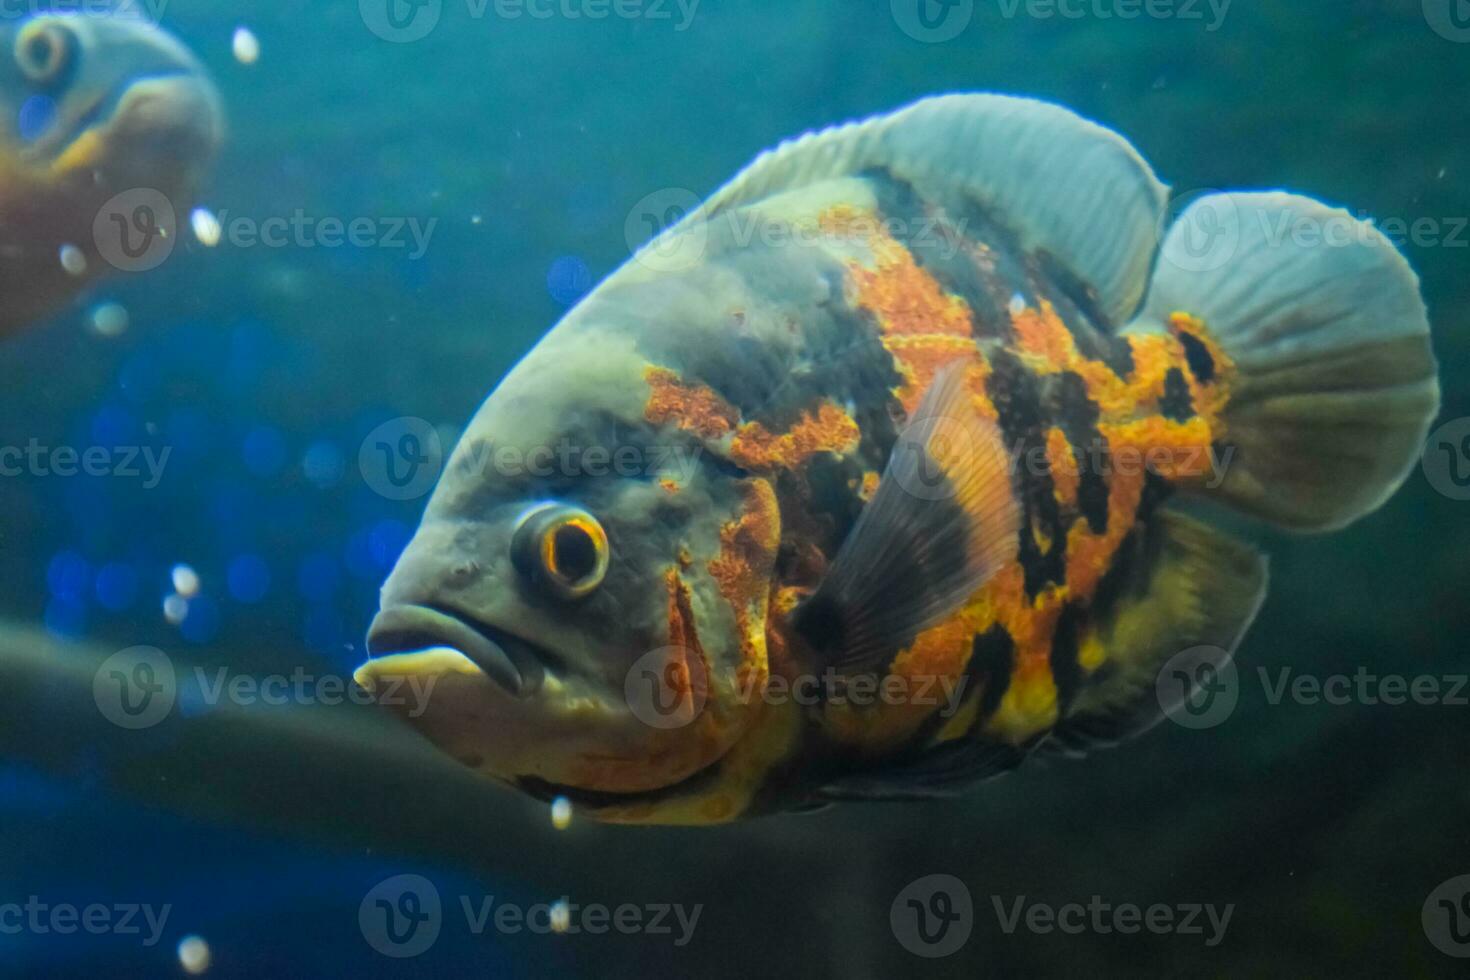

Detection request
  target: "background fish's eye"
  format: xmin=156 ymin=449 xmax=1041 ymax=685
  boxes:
xmin=512 ymin=504 xmax=609 ymax=600
xmin=15 ymin=22 xmax=76 ymax=88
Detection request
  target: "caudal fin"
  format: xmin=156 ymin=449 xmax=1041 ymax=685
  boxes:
xmin=1129 ymin=192 xmax=1440 ymax=531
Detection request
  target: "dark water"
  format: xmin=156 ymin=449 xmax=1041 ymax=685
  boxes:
xmin=1 ymin=0 xmax=1467 ymax=976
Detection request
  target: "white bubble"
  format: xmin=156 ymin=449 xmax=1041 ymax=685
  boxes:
xmin=191 ymin=208 xmax=222 ymax=247
xmin=163 ymin=593 xmax=189 ymax=626
xmin=178 ymin=935 xmax=211 ymax=974
xmin=172 ymin=564 xmax=201 ymax=598
xmin=550 ymin=796 xmax=573 ymax=830
xmin=1008 ymin=292 xmax=1027 ymax=317
xmin=59 ymin=244 xmax=87 ymax=276
xmin=550 ymin=899 xmax=570 ymax=934
xmin=232 ymin=27 xmax=260 ymax=65
xmin=89 ymin=302 xmax=130 ymax=338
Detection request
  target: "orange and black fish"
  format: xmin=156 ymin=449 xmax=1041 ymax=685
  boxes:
xmin=355 ymin=94 xmax=1439 ymax=824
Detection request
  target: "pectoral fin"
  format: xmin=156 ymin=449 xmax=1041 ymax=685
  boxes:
xmin=792 ymin=364 xmax=1021 ymax=674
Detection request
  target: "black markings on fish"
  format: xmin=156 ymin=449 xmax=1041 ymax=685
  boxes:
xmin=1049 ymin=603 xmax=1084 ymax=714
xmin=1175 ymin=328 xmax=1217 ymax=383
xmin=1046 ymin=371 xmax=1110 ymax=535
xmin=861 ymin=167 xmax=1014 ymax=340
xmin=1160 ymin=367 xmax=1195 ymax=422
xmin=986 ymin=348 xmax=1064 ymax=597
xmin=970 ymin=624 xmax=1016 ymax=728
xmin=1031 ymin=249 xmax=1129 ymax=371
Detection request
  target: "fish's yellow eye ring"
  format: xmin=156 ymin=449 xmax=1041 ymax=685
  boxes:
xmin=512 ymin=504 xmax=610 ymax=600
xmin=15 ymin=22 xmax=75 ymax=88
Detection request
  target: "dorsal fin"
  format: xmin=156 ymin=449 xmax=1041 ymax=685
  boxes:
xmin=669 ymin=93 xmax=1169 ymax=325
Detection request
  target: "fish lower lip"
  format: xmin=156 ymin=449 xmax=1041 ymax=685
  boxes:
xmin=366 ymin=605 xmax=545 ymax=697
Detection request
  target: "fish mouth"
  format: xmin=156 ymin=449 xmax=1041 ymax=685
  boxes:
xmin=366 ymin=604 xmax=553 ymax=698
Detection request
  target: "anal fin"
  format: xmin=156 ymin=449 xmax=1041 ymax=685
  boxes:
xmin=1046 ymin=509 xmax=1268 ymax=756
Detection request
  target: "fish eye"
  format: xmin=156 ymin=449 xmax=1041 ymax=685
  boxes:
xmin=512 ymin=504 xmax=610 ymax=600
xmin=15 ymin=22 xmax=75 ymax=88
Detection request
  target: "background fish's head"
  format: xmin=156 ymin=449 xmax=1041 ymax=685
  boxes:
xmin=0 ymin=13 xmax=223 ymax=331
xmin=358 ymin=311 xmax=781 ymax=821
xmin=0 ymin=12 xmax=222 ymax=193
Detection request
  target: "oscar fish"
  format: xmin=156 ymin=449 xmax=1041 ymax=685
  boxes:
xmin=355 ymin=94 xmax=1439 ymax=824
xmin=0 ymin=13 xmax=222 ymax=336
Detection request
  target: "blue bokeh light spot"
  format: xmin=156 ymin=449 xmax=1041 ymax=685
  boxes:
xmin=302 ymin=439 xmax=345 ymax=489
xmin=165 ymin=408 xmax=213 ymax=462
xmin=43 ymin=597 xmax=87 ymax=639
xmin=94 ymin=562 xmax=141 ymax=612
xmin=117 ymin=352 xmax=162 ymax=406
xmin=344 ymin=529 xmax=379 ymax=581
xmin=47 ymin=551 xmax=91 ymax=600
xmin=180 ymin=595 xmax=220 ymax=644
xmin=297 ymin=551 xmax=341 ymax=602
xmin=17 ymin=95 xmax=56 ymax=142
xmin=90 ymin=404 xmax=139 ymax=447
xmin=368 ymin=519 xmax=412 ymax=572
xmin=303 ymin=604 xmax=344 ymax=655
xmin=227 ymin=554 xmax=271 ymax=604
xmin=546 ymin=255 xmax=592 ymax=306
xmin=242 ymin=425 xmax=288 ymax=479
